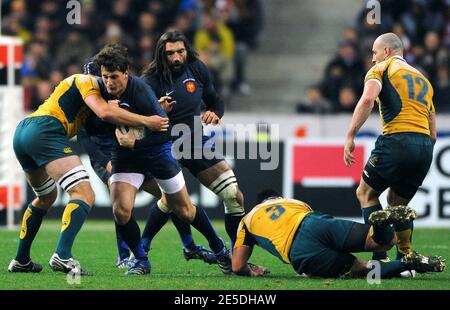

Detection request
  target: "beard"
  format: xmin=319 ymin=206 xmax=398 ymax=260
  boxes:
xmin=169 ymin=61 xmax=186 ymax=74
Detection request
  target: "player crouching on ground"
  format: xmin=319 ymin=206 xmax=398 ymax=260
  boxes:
xmin=232 ymin=189 xmax=445 ymax=278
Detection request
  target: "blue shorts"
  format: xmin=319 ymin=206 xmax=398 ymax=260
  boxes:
xmin=112 ymin=141 xmax=180 ymax=180
xmin=174 ymin=135 xmax=223 ymax=176
xmin=14 ymin=116 xmax=76 ymax=171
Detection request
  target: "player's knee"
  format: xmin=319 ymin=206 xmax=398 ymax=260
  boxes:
xmin=113 ymin=204 xmax=131 ymax=224
xmin=208 ymin=170 xmax=244 ymax=215
xmin=59 ymin=165 xmax=94 ymax=204
xmin=83 ymin=188 xmax=95 ymax=206
xmin=174 ymin=206 xmax=194 ymax=223
xmin=356 ymin=185 xmax=366 ymax=202
xmin=35 ymin=188 xmax=58 ymax=209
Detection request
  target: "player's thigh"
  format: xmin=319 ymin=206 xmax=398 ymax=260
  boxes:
xmin=141 ymin=178 xmax=162 ymax=199
xmin=196 ymin=160 xmax=230 ymax=186
xmin=362 ymin=136 xmax=393 ymax=193
xmin=291 ymin=233 xmax=356 ymax=278
xmin=91 ymin=160 xmax=111 ymax=185
xmin=26 ymin=166 xmax=52 ymax=188
xmin=357 ymin=177 xmax=382 ymax=202
xmin=110 ymin=181 xmax=139 ymax=212
xmin=45 ymin=155 xmax=83 ymax=181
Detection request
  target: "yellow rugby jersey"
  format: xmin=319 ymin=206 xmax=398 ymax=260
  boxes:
xmin=365 ymin=56 xmax=435 ymax=135
xmin=27 ymin=74 xmax=100 ymax=138
xmin=234 ymin=198 xmax=312 ymax=264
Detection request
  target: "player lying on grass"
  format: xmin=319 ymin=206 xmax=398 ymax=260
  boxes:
xmin=232 ymin=189 xmax=445 ymax=278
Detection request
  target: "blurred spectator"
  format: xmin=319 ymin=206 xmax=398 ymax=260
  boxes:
xmin=56 ymin=31 xmax=93 ymax=69
xmin=48 ymin=70 xmax=64 ymax=88
xmin=296 ymin=85 xmax=332 ymax=114
xmin=227 ymin=0 xmax=264 ymax=96
xmin=2 ymin=0 xmax=265 ymax=111
xmin=3 ymin=17 xmax=32 ymax=43
xmin=22 ymin=41 xmax=52 ymax=79
xmin=133 ymin=34 xmax=155 ymax=71
xmin=138 ymin=12 xmax=158 ymax=37
xmin=337 ymin=86 xmax=358 ymax=113
xmin=416 ymin=31 xmax=449 ymax=84
xmin=195 ymin=11 xmax=235 ymax=96
xmin=29 ymin=80 xmax=53 ymax=111
xmin=321 ymin=39 xmax=365 ymax=105
xmin=435 ymin=65 xmax=450 ymax=112
xmin=316 ymin=0 xmax=450 ymax=114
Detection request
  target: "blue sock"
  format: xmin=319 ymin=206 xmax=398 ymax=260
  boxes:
xmin=141 ymin=202 xmax=170 ymax=252
xmin=15 ymin=204 xmax=47 ymax=264
xmin=56 ymin=200 xmax=90 ymax=259
xmin=362 ymin=204 xmax=387 ymax=260
xmin=116 ymin=217 xmax=147 ymax=260
xmin=377 ymin=260 xmax=408 ymax=278
xmin=190 ymin=206 xmax=224 ymax=253
xmin=171 ymin=213 xmax=197 ymax=251
xmin=225 ymin=213 xmax=244 ymax=247
xmin=115 ymin=222 xmax=130 ymax=260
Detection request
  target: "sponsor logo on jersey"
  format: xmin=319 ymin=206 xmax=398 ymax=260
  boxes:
xmin=64 ymin=147 xmax=73 ymax=154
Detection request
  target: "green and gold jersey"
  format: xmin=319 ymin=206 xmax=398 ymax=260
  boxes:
xmin=234 ymin=198 xmax=312 ymax=264
xmin=365 ymin=56 xmax=435 ymax=136
xmin=28 ymin=74 xmax=100 ymax=138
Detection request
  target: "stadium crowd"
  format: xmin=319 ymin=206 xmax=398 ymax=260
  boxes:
xmin=297 ymin=0 xmax=450 ymax=114
xmin=0 ymin=0 xmax=264 ymax=111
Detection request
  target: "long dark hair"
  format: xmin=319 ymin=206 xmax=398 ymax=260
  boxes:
xmin=142 ymin=30 xmax=198 ymax=84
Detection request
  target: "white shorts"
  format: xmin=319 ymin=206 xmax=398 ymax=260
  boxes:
xmin=110 ymin=171 xmax=185 ymax=194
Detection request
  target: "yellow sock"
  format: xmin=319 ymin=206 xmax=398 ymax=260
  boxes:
xmin=396 ymin=229 xmax=413 ymax=255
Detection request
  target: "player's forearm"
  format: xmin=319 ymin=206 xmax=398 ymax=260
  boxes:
xmin=102 ymin=105 xmax=149 ymax=127
xmin=346 ymin=97 xmax=373 ymax=140
xmin=204 ymin=93 xmax=225 ymax=118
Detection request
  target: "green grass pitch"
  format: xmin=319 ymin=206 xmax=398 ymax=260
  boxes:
xmin=0 ymin=220 xmax=449 ymax=290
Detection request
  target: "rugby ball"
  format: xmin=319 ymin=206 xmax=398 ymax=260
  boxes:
xmin=118 ymin=125 xmax=146 ymax=140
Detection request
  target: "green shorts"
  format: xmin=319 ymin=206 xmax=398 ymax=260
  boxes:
xmin=363 ymin=133 xmax=433 ymax=199
xmin=289 ymin=212 xmax=357 ymax=278
xmin=13 ymin=116 xmax=77 ymax=171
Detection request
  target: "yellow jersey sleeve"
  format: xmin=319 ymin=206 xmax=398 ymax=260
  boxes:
xmin=364 ymin=60 xmax=389 ymax=85
xmin=75 ymin=75 xmax=100 ymax=100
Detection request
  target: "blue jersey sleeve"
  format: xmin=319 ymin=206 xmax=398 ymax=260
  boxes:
xmin=193 ymin=60 xmax=225 ymax=118
xmin=131 ymin=77 xmax=171 ymax=149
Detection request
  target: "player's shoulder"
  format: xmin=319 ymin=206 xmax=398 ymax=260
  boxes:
xmin=141 ymin=73 xmax=161 ymax=91
xmin=74 ymin=74 xmax=99 ymax=88
xmin=367 ymin=59 xmax=392 ymax=75
xmin=189 ymin=59 xmax=208 ymax=73
xmin=129 ymin=75 xmax=150 ymax=91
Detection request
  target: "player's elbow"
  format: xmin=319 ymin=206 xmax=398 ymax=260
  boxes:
xmin=360 ymin=96 xmax=375 ymax=107
xmin=232 ymin=260 xmax=248 ymax=275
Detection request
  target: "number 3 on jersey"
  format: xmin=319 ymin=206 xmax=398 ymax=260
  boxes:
xmin=265 ymin=205 xmax=285 ymax=221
